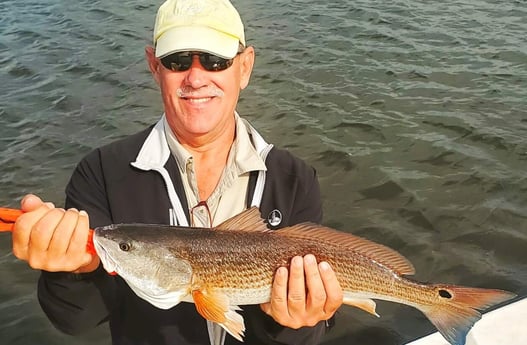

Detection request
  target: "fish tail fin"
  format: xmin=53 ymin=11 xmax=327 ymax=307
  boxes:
xmin=419 ymin=285 xmax=515 ymax=345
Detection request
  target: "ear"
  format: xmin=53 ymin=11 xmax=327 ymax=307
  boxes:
xmin=145 ymin=46 xmax=161 ymax=85
xmin=238 ymin=46 xmax=255 ymax=90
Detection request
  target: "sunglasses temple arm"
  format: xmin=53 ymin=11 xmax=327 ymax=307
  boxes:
xmin=0 ymin=207 xmax=96 ymax=255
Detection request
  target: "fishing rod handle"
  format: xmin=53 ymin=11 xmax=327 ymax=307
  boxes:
xmin=0 ymin=207 xmax=95 ymax=254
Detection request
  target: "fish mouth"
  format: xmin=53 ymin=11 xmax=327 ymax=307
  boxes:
xmin=93 ymin=236 xmax=119 ymax=275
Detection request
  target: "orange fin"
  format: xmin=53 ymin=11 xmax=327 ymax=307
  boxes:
xmin=419 ymin=285 xmax=516 ymax=345
xmin=274 ymin=223 xmax=415 ymax=275
xmin=343 ymin=295 xmax=379 ymax=317
xmin=215 ymin=207 xmax=268 ymax=233
xmin=192 ymin=289 xmax=245 ymax=341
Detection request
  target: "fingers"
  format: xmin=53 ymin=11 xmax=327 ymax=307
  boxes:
xmin=304 ymin=255 xmax=327 ymax=312
xmin=12 ymin=201 xmax=97 ymax=273
xmin=30 ymin=208 xmax=66 ymax=254
xmin=318 ymin=261 xmax=343 ymax=316
xmin=287 ymin=256 xmax=307 ymax=315
xmin=261 ymin=256 xmax=306 ymax=327
xmin=12 ymin=202 xmax=56 ymax=260
xmin=261 ymin=254 xmax=343 ymax=329
xmin=302 ymin=255 xmax=339 ymax=326
xmin=260 ymin=266 xmax=288 ymax=318
xmin=69 ymin=210 xmax=96 ymax=269
xmin=47 ymin=208 xmax=79 ymax=256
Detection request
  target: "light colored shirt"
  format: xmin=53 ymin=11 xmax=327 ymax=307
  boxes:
xmin=163 ymin=112 xmax=267 ymax=227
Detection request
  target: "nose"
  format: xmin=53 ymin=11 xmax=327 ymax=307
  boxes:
xmin=184 ymin=55 xmax=207 ymax=89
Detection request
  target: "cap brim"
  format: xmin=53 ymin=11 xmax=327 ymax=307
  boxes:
xmin=155 ymin=26 xmax=239 ymax=59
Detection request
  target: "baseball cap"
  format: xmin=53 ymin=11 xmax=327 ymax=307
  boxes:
xmin=153 ymin=0 xmax=245 ymax=59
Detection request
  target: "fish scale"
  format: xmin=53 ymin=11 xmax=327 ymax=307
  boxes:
xmin=186 ymin=233 xmax=316 ymax=289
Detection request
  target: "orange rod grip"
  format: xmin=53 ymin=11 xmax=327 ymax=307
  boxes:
xmin=0 ymin=207 xmax=96 ymax=255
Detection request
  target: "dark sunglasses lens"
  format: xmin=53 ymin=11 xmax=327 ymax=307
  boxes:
xmin=160 ymin=53 xmax=192 ymax=71
xmin=199 ymin=54 xmax=233 ymax=71
xmin=161 ymin=52 xmax=234 ymax=72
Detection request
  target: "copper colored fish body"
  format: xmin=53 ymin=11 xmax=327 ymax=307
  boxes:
xmin=93 ymin=207 xmax=515 ymax=345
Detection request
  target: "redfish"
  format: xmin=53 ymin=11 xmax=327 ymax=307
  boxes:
xmin=91 ymin=207 xmax=514 ymax=345
xmin=0 ymin=207 xmax=515 ymax=344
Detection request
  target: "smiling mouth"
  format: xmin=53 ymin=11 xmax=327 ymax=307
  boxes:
xmin=185 ymin=97 xmax=213 ymax=104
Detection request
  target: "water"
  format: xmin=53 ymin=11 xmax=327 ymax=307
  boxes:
xmin=1 ymin=0 xmax=526 ymax=344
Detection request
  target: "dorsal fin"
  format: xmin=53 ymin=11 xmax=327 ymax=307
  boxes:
xmin=215 ymin=207 xmax=269 ymax=232
xmin=274 ymin=223 xmax=415 ymax=275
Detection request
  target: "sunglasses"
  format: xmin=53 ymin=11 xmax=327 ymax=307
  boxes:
xmin=160 ymin=51 xmax=240 ymax=72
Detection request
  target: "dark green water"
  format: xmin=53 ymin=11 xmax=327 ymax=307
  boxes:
xmin=1 ymin=0 xmax=526 ymax=344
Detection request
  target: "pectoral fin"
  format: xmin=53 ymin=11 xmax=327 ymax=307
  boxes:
xmin=343 ymin=296 xmax=380 ymax=317
xmin=192 ymin=289 xmax=246 ymax=341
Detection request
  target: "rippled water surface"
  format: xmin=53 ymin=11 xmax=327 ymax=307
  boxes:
xmin=1 ymin=0 xmax=526 ymax=344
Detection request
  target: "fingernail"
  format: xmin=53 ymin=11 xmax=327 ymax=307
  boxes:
xmin=79 ymin=210 xmax=88 ymax=217
xmin=304 ymin=254 xmax=316 ymax=264
xmin=319 ymin=261 xmax=330 ymax=271
xmin=277 ymin=267 xmax=287 ymax=276
xmin=292 ymin=256 xmax=303 ymax=266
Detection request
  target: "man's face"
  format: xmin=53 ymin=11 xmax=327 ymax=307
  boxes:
xmin=146 ymin=46 xmax=255 ymax=142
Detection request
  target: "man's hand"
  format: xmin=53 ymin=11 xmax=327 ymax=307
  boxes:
xmin=12 ymin=194 xmax=99 ymax=273
xmin=260 ymin=254 xmax=343 ymax=328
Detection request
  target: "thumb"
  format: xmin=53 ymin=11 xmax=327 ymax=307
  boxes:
xmin=20 ymin=194 xmax=47 ymax=212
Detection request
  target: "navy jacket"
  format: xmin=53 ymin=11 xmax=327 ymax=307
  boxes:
xmin=37 ymin=118 xmax=327 ymax=345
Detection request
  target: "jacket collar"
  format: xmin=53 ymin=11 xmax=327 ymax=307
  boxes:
xmin=130 ymin=116 xmax=171 ymax=170
xmin=131 ymin=114 xmax=272 ymax=171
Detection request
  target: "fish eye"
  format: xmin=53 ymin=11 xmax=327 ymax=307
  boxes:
xmin=119 ymin=242 xmax=132 ymax=252
xmin=438 ymin=289 xmax=452 ymax=299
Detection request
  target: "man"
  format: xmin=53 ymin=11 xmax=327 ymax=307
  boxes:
xmin=12 ymin=0 xmax=343 ymax=344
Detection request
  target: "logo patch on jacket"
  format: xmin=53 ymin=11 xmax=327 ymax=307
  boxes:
xmin=267 ymin=209 xmax=282 ymax=227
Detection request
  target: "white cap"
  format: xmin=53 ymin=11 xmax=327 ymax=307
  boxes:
xmin=153 ymin=0 xmax=245 ymax=59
